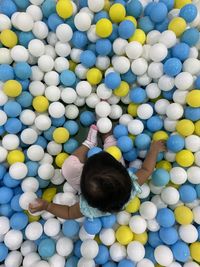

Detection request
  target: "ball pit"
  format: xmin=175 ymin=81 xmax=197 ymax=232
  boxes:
xmin=0 ymin=0 xmax=200 ymax=266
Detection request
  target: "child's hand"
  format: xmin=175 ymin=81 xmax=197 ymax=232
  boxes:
xmin=29 ymin=198 xmax=49 ymax=213
xmin=150 ymin=140 xmax=166 ymax=153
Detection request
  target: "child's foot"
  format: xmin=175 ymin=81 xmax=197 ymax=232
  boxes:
xmin=82 ymin=124 xmax=98 ymax=149
xmin=100 ymin=129 xmax=113 ymax=144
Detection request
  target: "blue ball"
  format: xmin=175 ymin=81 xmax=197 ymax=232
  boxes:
xmin=4 ymin=118 xmax=22 ymax=134
xmin=117 ymin=136 xmax=133 ymax=153
xmin=163 ymin=58 xmax=182 ymax=77
xmin=0 ymin=243 xmax=8 ymax=262
xmin=95 ymin=245 xmax=109 ymax=265
xmin=34 ymin=136 xmax=47 ymax=149
xmin=195 ymin=184 xmax=200 ymax=198
xmin=0 ymin=0 xmax=17 ymax=17
xmin=121 ymin=70 xmax=136 ymax=84
xmin=94 ymin=11 xmax=109 ymax=24
xmin=60 ymin=70 xmax=76 ymax=86
xmin=118 ymin=259 xmax=135 ymax=267
xmin=51 ymin=116 xmax=65 ymax=127
xmin=80 ymin=50 xmax=96 ymax=68
xmin=47 ymin=13 xmax=64 ymax=31
xmin=41 ymin=0 xmax=56 ymax=18
xmin=162 ymin=87 xmax=176 ymax=101
xmin=13 ymin=187 xmax=23 ymax=195
xmin=10 ymin=212 xmax=29 ymax=230
xmin=194 ymin=76 xmax=200 ymax=89
xmin=123 ymin=148 xmax=138 ymax=162
xmin=179 ymin=184 xmax=197 ymax=203
xmin=155 ymin=17 xmax=169 ymax=32
xmin=113 ymin=125 xmax=128 ymax=139
xmin=109 ymin=24 xmax=119 ymax=42
xmin=171 ymin=42 xmax=190 ymax=61
xmin=64 ymin=120 xmax=79 ymax=136
xmin=167 ymin=134 xmax=185 ymax=152
xmin=44 ymin=126 xmax=56 ymax=141
xmin=95 ymin=39 xmax=112 ymax=56
xmin=3 ymin=101 xmax=22 ymax=118
xmin=14 ymin=62 xmax=32 ymax=80
xmin=180 ymin=4 xmax=197 ymax=22
xmin=147 ymin=116 xmax=163 ymax=132
xmin=144 ymin=2 xmax=156 ymax=16
xmin=65 ymin=256 xmax=79 ymax=267
xmin=159 ymin=0 xmax=174 ymax=11
xmin=130 ymin=87 xmax=147 ymax=104
xmin=101 ymin=214 xmax=116 ymax=228
xmin=63 ymin=138 xmax=79 ymax=154
xmin=0 ymin=203 xmax=13 ymax=217
xmin=0 ymin=64 xmax=14 ymax=82
xmin=138 ymin=16 xmax=154 ymax=33
xmin=72 ymin=31 xmax=88 ymax=49
xmin=0 ymin=165 xmax=6 ymax=180
xmin=0 ymin=126 xmax=5 ymax=136
xmin=26 ymin=161 xmax=39 ymax=177
xmin=185 ymin=107 xmax=200 ymax=122
xmin=62 ymin=220 xmax=80 ymax=238
xmin=105 ymin=72 xmax=121 ymax=90
xmin=159 ymin=227 xmax=179 ymax=245
xmin=88 ymin=147 xmax=103 ymax=158
xmin=152 ymin=168 xmax=170 ymax=186
xmin=148 ymin=231 xmax=163 ymax=248
xmin=149 ymin=2 xmax=168 ymax=23
xmin=10 ymin=194 xmax=23 ymax=212
xmin=74 ymin=240 xmax=82 ymax=258
xmin=13 ymin=0 xmax=29 ymax=9
xmin=84 ymin=218 xmax=102 ymax=235
xmin=126 ymin=0 xmax=143 ymax=18
xmin=171 ymin=241 xmax=190 ymax=263
xmin=18 ymin=32 xmax=35 ymax=48
xmin=197 ymin=225 xmax=200 ymax=241
xmin=80 ymin=111 xmax=95 ymax=126
xmin=145 ymin=245 xmax=156 ymax=263
xmin=181 ymin=28 xmax=200 ymax=47
xmin=3 ymin=173 xmax=21 ymax=188
xmin=135 ymin=134 xmax=151 ymax=150
xmin=156 ymin=208 xmax=175 ymax=227
xmin=118 ymin=20 xmax=135 ymax=39
xmin=16 ymin=91 xmax=33 ymax=108
xmin=103 ymin=262 xmax=117 ymax=267
xmin=0 ymin=186 xmax=13 ymax=204
xmin=17 ymin=79 xmax=30 ymax=91
xmin=38 ymin=238 xmax=56 ymax=258
xmin=36 ymin=176 xmax=50 ymax=189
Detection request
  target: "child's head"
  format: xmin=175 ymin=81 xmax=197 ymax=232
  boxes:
xmin=80 ymin=152 xmax=132 ymax=213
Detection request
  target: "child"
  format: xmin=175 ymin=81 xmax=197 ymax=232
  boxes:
xmin=29 ymin=125 xmax=166 ymax=219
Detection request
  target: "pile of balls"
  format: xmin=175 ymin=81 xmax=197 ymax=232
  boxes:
xmin=0 ymin=0 xmax=200 ymax=266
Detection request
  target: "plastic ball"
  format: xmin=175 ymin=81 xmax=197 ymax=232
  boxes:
xmin=174 ymin=206 xmax=193 ymax=225
xmin=168 ymin=17 xmax=187 ymax=37
xmin=137 ymin=104 xmax=153 ymax=120
xmin=139 ymin=201 xmax=157 ymax=220
xmin=129 ymin=215 xmax=147 ymax=234
xmin=96 ymin=18 xmax=113 ymax=38
xmin=116 ymin=226 xmax=133 ymax=245
xmin=56 ymin=0 xmax=73 ymax=19
xmin=152 ymin=168 xmax=170 ymax=187
xmin=161 ymin=186 xmax=180 ymax=205
xmin=154 ymin=245 xmax=173 ymax=266
xmin=126 ymin=241 xmax=145 ymax=262
xmin=179 ymin=224 xmax=198 ymax=244
xmin=128 ymin=120 xmax=144 ymax=135
xmin=176 ymin=150 xmax=194 ymax=167
xmin=4 ymin=229 xmax=23 ymax=250
xmin=3 ymin=80 xmax=22 ymax=97
xmin=109 ymin=243 xmax=126 ymax=262
xmin=81 ymin=239 xmax=99 ymax=259
xmin=99 ymin=228 xmax=116 ymax=246
xmin=97 ymin=118 xmax=112 ymax=133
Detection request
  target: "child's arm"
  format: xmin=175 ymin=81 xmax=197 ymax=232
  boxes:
xmin=136 ymin=140 xmax=166 ymax=185
xmin=29 ymin=199 xmax=83 ymax=219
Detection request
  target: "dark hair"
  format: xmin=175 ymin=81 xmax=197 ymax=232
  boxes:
xmin=80 ymin=152 xmax=132 ymax=213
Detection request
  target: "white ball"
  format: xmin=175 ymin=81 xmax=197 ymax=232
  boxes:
xmin=147 ymin=219 xmax=160 ymax=232
xmin=128 ymin=120 xmax=144 ymax=135
xmin=28 ymin=39 xmax=45 ymax=57
xmin=21 ymin=177 xmax=39 ymax=193
xmin=51 ymin=170 xmax=65 ymax=186
xmin=146 ymin=83 xmax=161 ymax=99
xmin=27 ymin=145 xmax=44 ymax=161
xmin=95 ymin=101 xmax=111 ymax=117
xmin=137 ymin=104 xmax=153 ymax=120
xmin=48 ymin=102 xmax=65 ymax=119
xmin=142 ymin=44 xmax=151 ymax=61
xmin=158 ymin=75 xmax=175 ymax=91
xmin=179 ymin=224 xmax=198 ymax=243
xmin=149 ymin=183 xmax=164 ymax=195
xmin=56 ymin=24 xmax=73 ymax=42
xmin=185 ymin=135 xmax=200 ymax=152
xmin=78 ymin=258 xmax=95 ymax=267
xmin=112 ymin=56 xmax=130 ymax=74
xmin=49 ymin=254 xmax=65 ymax=267
xmin=137 ymin=259 xmax=154 ymax=267
xmin=99 ymin=228 xmax=116 ymax=246
xmin=166 ymin=103 xmax=184 ymax=120
xmin=47 ymin=141 xmax=62 ymax=156
xmin=0 ymin=14 xmax=11 ymax=31
xmin=96 ymin=84 xmax=112 ymax=100
xmin=183 ymin=58 xmax=200 ymax=75
xmin=54 ymin=57 xmax=69 ymax=73
xmin=161 ymin=187 xmax=180 ymax=205
xmin=88 ymin=0 xmax=104 ymax=12
xmin=154 ymin=245 xmax=173 ymax=266
xmin=44 ymin=71 xmax=59 ymax=86
xmin=70 ymin=48 xmax=82 ymax=63
xmin=63 ymin=182 xmax=77 ymax=194
xmin=26 ymin=5 xmax=43 ymax=21
xmin=0 ymin=90 xmax=8 ymax=106
xmin=129 ymin=215 xmax=147 ymax=234
xmin=20 ymin=128 xmax=38 ymax=145
xmin=187 ymin=166 xmax=200 ymax=184
xmin=173 ymin=90 xmax=188 ymax=105
xmin=195 ymin=151 xmax=200 ymax=167
xmin=75 ymin=64 xmax=88 ymax=79
xmin=74 ymin=96 xmax=85 ymax=107
xmin=87 ymin=25 xmax=99 ymax=43
xmin=0 ymin=47 xmax=12 ymax=64
xmin=4 ymin=230 xmax=23 ymax=250
xmin=45 ymin=86 xmax=61 ymax=101
xmin=138 ymin=183 xmax=150 ymax=199
xmin=184 ymin=262 xmax=200 ymax=267
xmin=121 ymin=93 xmax=131 ymax=104
xmin=35 ymin=115 xmax=51 ymax=131
xmin=168 ymin=262 xmax=182 ymax=267
xmin=0 ymin=110 xmax=7 ymax=126
xmin=86 ymin=93 xmax=100 ymax=108
xmin=23 ymin=252 xmax=41 ymax=267
xmin=146 ymin=30 xmax=161 ymax=45
xmin=19 ymin=192 xmax=37 ymax=210
xmin=21 ymin=240 xmax=37 ymax=256
xmin=65 ymin=105 xmax=79 ymax=119
xmin=137 ymin=73 xmax=152 ymax=87
xmin=175 ymin=72 xmax=194 ymax=90
xmin=148 ymin=62 xmax=163 ymax=79
xmin=56 ymin=237 xmax=73 ymax=257
xmin=38 ymin=55 xmax=54 ymax=72
xmin=131 ymin=58 xmax=148 ymax=76
xmin=170 ymin=167 xmax=187 ymax=185
xmin=109 ymin=243 xmax=126 ymax=262
xmin=74 ymin=12 xmax=91 ymax=31
xmin=2 ymin=134 xmax=20 ymax=150
xmin=164 ymin=151 xmax=176 ymax=162
xmin=81 ymin=239 xmax=99 ymax=259
xmin=4 ymin=251 xmax=22 ymax=267
xmin=0 ymin=217 xmax=10 ymax=235
xmin=35 ymin=261 xmax=50 ymax=267
xmin=79 ymin=226 xmax=95 ymax=241
xmin=109 ymin=104 xmax=123 ymax=120
xmin=159 ymin=30 xmax=177 ymax=48
xmin=0 ymin=146 xmax=8 ymax=163
xmin=55 ymin=41 xmax=71 ymax=57
xmin=30 ymin=66 xmax=44 ymax=81
xmin=117 ymin=211 xmax=131 ymax=226
xmin=11 ymin=45 xmax=29 ymax=62
xmin=38 ymin=163 xmax=55 ymax=180
xmin=96 ymin=56 xmax=110 ymax=70
xmin=44 ymin=218 xmax=60 ymax=237
xmin=139 ymin=201 xmax=157 ymax=220
xmin=189 ymin=47 xmax=198 ymax=58
xmin=125 ymin=41 xmax=143 ymax=59
xmin=129 ymin=159 xmax=142 ymax=169
xmin=113 ymin=38 xmax=128 ymax=56
xmin=108 ymin=95 xmax=120 ymax=104
xmin=193 ymin=206 xmax=200 ymax=224
xmin=155 ymin=99 xmax=170 ymax=115
xmin=15 ymin=12 xmax=34 ymax=31
xmin=29 ymin=81 xmax=45 ymax=96
xmin=97 ymin=118 xmax=112 ymax=133
xmin=149 ymin=43 xmax=168 ymax=62
xmin=164 ymin=118 xmax=177 ymax=132
xmin=76 ymin=81 xmax=92 ymax=98
xmin=32 ymin=21 xmax=48 ymax=39
xmin=25 ymin=222 xmax=43 ymax=241
xmin=127 ymin=241 xmax=145 ymax=262
xmin=9 ymin=162 xmax=28 ymax=180
xmin=119 ymin=114 xmax=133 ymax=126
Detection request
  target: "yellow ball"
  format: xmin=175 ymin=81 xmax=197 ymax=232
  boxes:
xmin=174 ymin=205 xmax=193 ymax=225
xmin=134 ymin=232 xmax=148 ymax=245
xmin=0 ymin=29 xmax=18 ymax=48
xmin=109 ymin=3 xmax=126 ymax=23
xmin=129 ymin=134 xmax=135 ymax=142
xmin=53 ymin=127 xmax=70 ymax=144
xmin=186 ymin=90 xmax=200 ymax=108
xmin=195 ymin=121 xmax=200 ymax=136
xmin=56 ymin=0 xmax=73 ymax=19
xmin=176 ymin=119 xmax=195 ymax=137
xmin=69 ymin=60 xmax=77 ymax=71
xmin=124 ymin=16 xmax=137 ymax=27
xmin=116 ymin=226 xmax=134 ymax=245
xmin=114 ymin=81 xmax=129 ymax=97
xmin=25 ymin=211 xmax=40 ymax=222
xmin=175 ymin=0 xmax=192 ymax=9
xmin=7 ymin=150 xmax=25 ymax=165
xmin=94 ymin=235 xmax=101 ymax=244
xmin=156 ymin=160 xmax=172 ymax=172
xmin=32 ymin=96 xmax=49 ymax=112
xmin=96 ymin=18 xmax=113 ymax=38
xmin=153 ymin=131 xmax=168 ymax=141
xmin=190 ymin=242 xmax=200 ymax=263
xmin=128 ymin=103 xmax=138 ymax=117
xmin=168 ymin=17 xmax=187 ymax=37
xmin=125 ymin=196 xmax=140 ymax=213
xmin=176 ymin=150 xmax=194 ymax=167
xmin=42 ymin=188 xmax=57 ymax=202
xmin=129 ymin=29 xmax=146 ymax=44
xmin=104 ymin=0 xmax=111 ymax=11
xmin=3 ymin=80 xmax=22 ymax=97
xmin=55 ymin=152 xmax=69 ymax=168
xmin=167 ymin=181 xmax=180 ymax=189
xmin=87 ymin=68 xmax=102 ymax=85
xmin=105 ymin=146 xmax=122 ymax=161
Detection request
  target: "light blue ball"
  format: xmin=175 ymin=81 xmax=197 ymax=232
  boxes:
xmin=80 ymin=50 xmax=96 ymax=68
xmin=103 ymin=262 xmax=117 ymax=267
xmin=159 ymin=227 xmax=179 ymax=245
xmin=195 ymin=184 xmax=200 ymax=198
xmin=162 ymin=87 xmax=176 ymax=101
xmin=105 ymin=72 xmax=121 ymax=90
xmin=64 ymin=120 xmax=79 ymax=136
xmin=167 ymin=134 xmax=185 ymax=152
xmin=147 ymin=116 xmax=163 ymax=132
xmin=18 ymin=32 xmax=35 ymax=48
xmin=130 ymin=87 xmax=147 ymax=104
xmin=34 ymin=136 xmax=47 ymax=150
xmin=72 ymin=31 xmax=88 ymax=49
xmin=181 ymin=28 xmax=200 ymax=47
xmin=148 ymin=231 xmax=163 ymax=248
xmin=64 ymin=138 xmax=79 ymax=154
xmin=155 ymin=17 xmax=169 ymax=32
xmin=156 ymin=208 xmax=175 ymax=227
xmin=121 ymin=70 xmax=136 ymax=84
xmin=135 ymin=134 xmax=151 ymax=150
xmin=179 ymin=184 xmax=197 ymax=203
xmin=4 ymin=118 xmax=22 ymax=134
xmin=95 ymin=39 xmax=112 ymax=56
xmin=16 ymin=91 xmax=33 ymax=108
xmin=126 ymin=0 xmax=143 ymax=18
xmin=149 ymin=2 xmax=168 ymax=23
xmin=0 ymin=203 xmax=13 ymax=217
xmin=123 ymin=148 xmax=138 ymax=162
xmin=38 ymin=238 xmax=56 ymax=259
xmin=62 ymin=220 xmax=80 ymax=238
xmin=41 ymin=0 xmax=56 ymax=18
xmin=80 ymin=111 xmax=95 ymax=126
xmin=65 ymin=256 xmax=79 ymax=267
xmin=60 ymin=70 xmax=76 ymax=86
xmin=84 ymin=218 xmax=102 ymax=235
xmin=0 ymin=186 xmax=13 ymax=204
xmin=144 ymin=2 xmax=156 ymax=16
xmin=118 ymin=20 xmax=135 ymax=39
xmin=0 ymin=64 xmax=14 ymax=82
xmin=185 ymin=107 xmax=200 ymax=122
xmin=26 ymin=161 xmax=39 ymax=177
xmin=180 ymin=4 xmax=197 ymax=22
xmin=113 ymin=125 xmax=128 ymax=139
xmin=44 ymin=126 xmax=56 ymax=141
xmin=152 ymin=168 xmax=170 ymax=186
xmin=0 ymin=243 xmax=8 ymax=262
xmin=17 ymin=78 xmax=30 ymax=92
xmin=109 ymin=24 xmax=119 ymax=42
xmin=13 ymin=0 xmax=29 ymax=9
xmin=117 ymin=136 xmax=133 ymax=153
xmin=0 ymin=165 xmax=6 ymax=180
xmin=10 ymin=194 xmax=23 ymax=212
xmin=197 ymin=225 xmax=200 ymax=241
xmin=145 ymin=245 xmax=156 ymax=263
xmin=95 ymin=245 xmax=109 ymax=265
xmin=94 ymin=11 xmax=109 ymax=24
xmin=3 ymin=173 xmax=21 ymax=188
xmin=47 ymin=13 xmax=64 ymax=31
xmin=10 ymin=212 xmax=28 ymax=230
xmin=101 ymin=214 xmax=116 ymax=228
xmin=0 ymin=0 xmax=17 ymax=17
xmin=74 ymin=240 xmax=82 ymax=258
xmin=3 ymin=101 xmax=22 ymax=118
xmin=36 ymin=176 xmax=50 ymax=189
xmin=171 ymin=241 xmax=190 ymax=263
xmin=14 ymin=62 xmax=32 ymax=80
xmin=118 ymin=259 xmax=135 ymax=267
xmin=194 ymin=76 xmax=200 ymax=89
xmin=159 ymin=0 xmax=174 ymax=11
xmin=88 ymin=147 xmax=103 ymax=158
xmin=163 ymin=58 xmax=182 ymax=77
xmin=138 ymin=16 xmax=154 ymax=33
xmin=171 ymin=42 xmax=190 ymax=61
